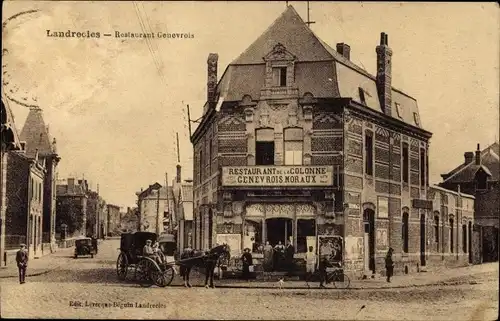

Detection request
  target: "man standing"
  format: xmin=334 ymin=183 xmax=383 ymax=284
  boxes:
xmin=285 ymin=240 xmax=295 ymax=276
xmin=305 ymin=246 xmax=317 ymax=286
xmin=16 ymin=244 xmax=28 ymax=284
xmin=241 ymin=248 xmax=253 ymax=280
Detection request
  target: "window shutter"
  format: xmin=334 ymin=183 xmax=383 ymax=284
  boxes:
xmin=272 ymin=68 xmax=280 ymax=86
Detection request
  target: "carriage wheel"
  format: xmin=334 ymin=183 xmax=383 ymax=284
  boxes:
xmin=136 ymin=259 xmax=154 ymax=288
xmin=116 ymin=252 xmax=128 ymax=280
xmin=153 ymin=265 xmax=175 ymax=287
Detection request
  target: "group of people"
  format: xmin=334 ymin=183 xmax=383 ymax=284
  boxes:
xmin=142 ymin=239 xmax=166 ymax=264
xmin=262 ymin=240 xmax=295 ymax=273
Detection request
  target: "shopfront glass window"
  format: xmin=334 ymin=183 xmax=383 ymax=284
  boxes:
xmin=297 ymin=219 xmax=315 ymax=253
xmin=245 ymin=220 xmax=262 ymax=253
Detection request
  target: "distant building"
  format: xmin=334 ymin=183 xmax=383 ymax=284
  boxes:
xmin=106 ymin=204 xmax=121 ymax=236
xmin=427 ymin=185 xmax=475 ymax=265
xmin=1 ymin=96 xmax=22 ymax=263
xmin=19 ymin=107 xmax=60 ymax=249
xmin=4 ymin=148 xmax=46 ymax=259
xmin=439 ymin=142 xmax=499 ymax=262
xmin=172 ymin=165 xmax=193 ymax=250
xmin=120 ymin=207 xmax=139 ymax=233
xmin=56 ymin=178 xmax=88 ymax=238
xmin=136 ymin=183 xmax=174 ymax=235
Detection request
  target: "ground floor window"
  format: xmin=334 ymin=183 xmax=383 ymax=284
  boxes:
xmin=297 ymin=219 xmax=315 ymax=253
xmin=244 ymin=219 xmax=262 ymax=253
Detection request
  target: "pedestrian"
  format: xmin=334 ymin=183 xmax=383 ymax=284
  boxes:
xmin=273 ymin=241 xmax=285 ymax=271
xmin=318 ymin=240 xmax=331 ymax=288
xmin=91 ymin=235 xmax=98 ymax=254
xmin=305 ymin=246 xmax=317 ymax=286
xmin=16 ymin=243 xmax=28 ymax=284
xmin=263 ymin=241 xmax=273 ymax=272
xmin=385 ymin=247 xmax=394 ymax=283
xmin=241 ymin=248 xmax=253 ymax=280
xmin=285 ymin=240 xmax=295 ymax=276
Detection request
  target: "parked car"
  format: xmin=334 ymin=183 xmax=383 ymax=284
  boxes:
xmin=74 ymin=237 xmax=96 ymax=258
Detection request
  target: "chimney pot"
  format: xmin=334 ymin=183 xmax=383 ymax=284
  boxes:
xmin=336 ymin=43 xmax=351 ymax=60
xmin=384 ymin=34 xmax=388 ymax=46
xmin=380 ymin=32 xmax=385 ymax=45
xmin=475 ymin=144 xmax=481 ymax=165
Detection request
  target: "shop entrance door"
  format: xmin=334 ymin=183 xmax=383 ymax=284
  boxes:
xmin=266 ymin=218 xmax=292 ymax=246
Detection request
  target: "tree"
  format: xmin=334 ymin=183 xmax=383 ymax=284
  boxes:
xmin=56 ymin=198 xmax=84 ymax=235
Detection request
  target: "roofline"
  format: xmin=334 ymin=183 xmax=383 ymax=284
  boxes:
xmin=349 ymin=100 xmax=432 ymax=138
xmin=430 ymin=185 xmax=475 ymax=199
xmin=442 ymin=160 xmax=492 ymax=183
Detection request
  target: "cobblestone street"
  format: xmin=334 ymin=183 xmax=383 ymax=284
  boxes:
xmin=1 ymin=239 xmax=498 ymax=320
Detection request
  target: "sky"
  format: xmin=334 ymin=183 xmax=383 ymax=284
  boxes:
xmin=2 ymin=1 xmax=499 ymax=208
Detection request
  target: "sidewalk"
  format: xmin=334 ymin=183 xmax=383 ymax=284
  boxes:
xmin=209 ymin=262 xmax=499 ymax=290
xmin=0 ymin=245 xmax=75 ymax=279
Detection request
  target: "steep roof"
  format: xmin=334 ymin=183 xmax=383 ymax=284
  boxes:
xmin=215 ymin=5 xmax=423 ymax=129
xmin=1 ymin=96 xmax=21 ymax=150
xmin=441 ymin=142 xmax=500 ymax=183
xmin=19 ymin=108 xmax=55 ymax=158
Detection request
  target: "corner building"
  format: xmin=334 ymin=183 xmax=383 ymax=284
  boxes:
xmin=192 ymin=6 xmax=438 ymax=277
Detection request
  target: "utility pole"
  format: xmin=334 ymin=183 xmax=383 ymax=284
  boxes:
xmin=306 ymin=1 xmax=315 ymax=27
xmin=187 ymin=105 xmax=192 ymax=138
xmin=176 ymin=132 xmax=181 ymax=163
xmin=166 ymin=172 xmax=172 ymax=233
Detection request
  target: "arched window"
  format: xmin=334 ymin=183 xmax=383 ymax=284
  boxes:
xmin=449 ymin=218 xmax=454 ymax=253
xmin=462 ymin=224 xmax=467 ymax=253
xmin=402 ymin=212 xmax=409 ymax=253
xmin=434 ymin=215 xmax=440 ymax=251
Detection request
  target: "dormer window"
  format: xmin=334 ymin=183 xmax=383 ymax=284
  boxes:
xmin=395 ymin=103 xmax=403 ymax=118
xmin=273 ymin=67 xmax=287 ymax=87
xmin=358 ymin=87 xmax=366 ymax=105
xmin=413 ymin=112 xmax=420 ymax=126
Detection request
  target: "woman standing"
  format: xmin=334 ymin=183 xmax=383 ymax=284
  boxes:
xmin=263 ymin=241 xmax=273 ymax=272
xmin=385 ymin=247 xmax=394 ymax=283
xmin=241 ymin=248 xmax=253 ymax=280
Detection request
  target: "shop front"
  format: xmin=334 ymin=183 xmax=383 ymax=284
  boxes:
xmin=218 ymin=165 xmax=337 ymax=272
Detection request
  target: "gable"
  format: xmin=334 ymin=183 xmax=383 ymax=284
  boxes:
xmin=231 ymin=6 xmax=333 ymax=64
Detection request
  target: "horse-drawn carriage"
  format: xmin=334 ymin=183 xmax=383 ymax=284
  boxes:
xmin=116 ymin=232 xmax=175 ymax=287
xmin=116 ymin=231 xmax=231 ymax=288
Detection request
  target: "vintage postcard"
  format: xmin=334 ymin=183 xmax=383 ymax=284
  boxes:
xmin=1 ymin=1 xmax=498 ymax=320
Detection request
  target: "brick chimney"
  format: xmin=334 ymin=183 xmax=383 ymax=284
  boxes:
xmin=336 ymin=43 xmax=351 ymax=60
xmin=475 ymin=143 xmax=481 ymax=165
xmin=376 ymin=32 xmax=393 ymax=116
xmin=464 ymin=152 xmax=474 ymax=164
xmin=176 ymin=164 xmax=182 ymax=183
xmin=207 ymin=53 xmax=219 ymax=103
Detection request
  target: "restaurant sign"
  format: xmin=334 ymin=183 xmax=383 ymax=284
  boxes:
xmin=221 ymin=166 xmax=334 ymax=187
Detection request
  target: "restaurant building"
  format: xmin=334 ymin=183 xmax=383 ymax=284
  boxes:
xmin=191 ymin=6 xmax=445 ymax=276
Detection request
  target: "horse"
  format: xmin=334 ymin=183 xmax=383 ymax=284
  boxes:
xmin=178 ymin=244 xmax=230 ymax=288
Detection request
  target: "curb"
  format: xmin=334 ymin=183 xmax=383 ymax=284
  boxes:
xmin=167 ymin=279 xmax=475 ymax=290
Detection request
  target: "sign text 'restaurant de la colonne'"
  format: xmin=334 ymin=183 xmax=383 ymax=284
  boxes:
xmin=221 ymin=166 xmax=334 ymax=187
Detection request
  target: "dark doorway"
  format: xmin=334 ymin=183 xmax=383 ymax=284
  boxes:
xmin=208 ymin=209 xmax=213 ymax=249
xmin=363 ymin=209 xmax=376 ymax=273
xmin=266 ymin=218 xmax=292 ymax=246
xmin=256 ymin=142 xmax=275 ymax=165
xmin=468 ymin=221 xmax=472 ymax=263
xmin=420 ymin=213 xmax=426 ymax=266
